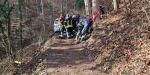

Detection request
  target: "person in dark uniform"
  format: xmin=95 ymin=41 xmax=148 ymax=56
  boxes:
xmin=99 ymin=5 xmax=104 ymax=19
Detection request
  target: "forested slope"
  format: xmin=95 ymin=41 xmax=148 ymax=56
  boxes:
xmin=0 ymin=0 xmax=150 ymax=75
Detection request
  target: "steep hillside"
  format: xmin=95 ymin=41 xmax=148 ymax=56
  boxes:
xmin=87 ymin=0 xmax=150 ymax=74
xmin=0 ymin=0 xmax=150 ymax=75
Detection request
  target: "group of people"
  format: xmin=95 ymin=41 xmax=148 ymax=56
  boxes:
xmin=75 ymin=15 xmax=93 ymax=43
xmin=58 ymin=14 xmax=80 ymax=38
xmin=58 ymin=14 xmax=93 ymax=43
xmin=57 ymin=5 xmax=104 ymax=43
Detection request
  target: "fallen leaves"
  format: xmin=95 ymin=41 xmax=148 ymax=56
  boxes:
xmin=87 ymin=0 xmax=150 ymax=74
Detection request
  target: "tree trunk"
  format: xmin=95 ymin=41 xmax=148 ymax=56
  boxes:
xmin=73 ymin=0 xmax=76 ymax=11
xmin=123 ymin=0 xmax=130 ymax=16
xmin=129 ymin=0 xmax=132 ymax=14
xmin=18 ymin=0 xmax=23 ymax=49
xmin=113 ymin=0 xmax=119 ymax=10
xmin=66 ymin=0 xmax=68 ymax=13
xmin=36 ymin=0 xmax=39 ymax=13
xmin=41 ymin=0 xmax=44 ymax=14
xmin=84 ymin=0 xmax=90 ymax=15
xmin=92 ymin=0 xmax=99 ymax=27
xmin=61 ymin=0 xmax=64 ymax=14
xmin=89 ymin=0 xmax=92 ymax=16
xmin=0 ymin=0 xmax=14 ymax=60
xmin=92 ymin=0 xmax=98 ymax=14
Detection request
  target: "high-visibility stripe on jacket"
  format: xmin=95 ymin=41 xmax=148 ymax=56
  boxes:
xmin=78 ymin=19 xmax=85 ymax=26
xmin=66 ymin=20 xmax=73 ymax=28
xmin=63 ymin=20 xmax=67 ymax=27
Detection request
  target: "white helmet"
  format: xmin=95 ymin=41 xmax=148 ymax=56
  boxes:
xmin=72 ymin=15 xmax=76 ymax=18
xmin=65 ymin=14 xmax=69 ymax=20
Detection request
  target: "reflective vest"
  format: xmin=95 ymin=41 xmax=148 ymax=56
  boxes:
xmin=63 ymin=20 xmax=67 ymax=26
xmin=78 ymin=19 xmax=85 ymax=26
xmin=66 ymin=19 xmax=73 ymax=28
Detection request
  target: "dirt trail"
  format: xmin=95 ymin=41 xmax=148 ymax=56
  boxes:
xmin=41 ymin=37 xmax=106 ymax=75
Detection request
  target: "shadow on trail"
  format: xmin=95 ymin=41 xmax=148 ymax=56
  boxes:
xmin=13 ymin=43 xmax=100 ymax=75
xmin=45 ymin=49 xmax=89 ymax=67
xmin=45 ymin=45 xmax=100 ymax=68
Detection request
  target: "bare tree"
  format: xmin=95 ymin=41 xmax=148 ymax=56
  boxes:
xmin=61 ymin=0 xmax=64 ymax=14
xmin=129 ymin=0 xmax=132 ymax=15
xmin=123 ymin=0 xmax=131 ymax=16
xmin=91 ymin=0 xmax=100 ymax=27
xmin=113 ymin=0 xmax=119 ymax=10
xmin=18 ymin=0 xmax=23 ymax=50
xmin=65 ymin=0 xmax=68 ymax=14
xmin=36 ymin=0 xmax=39 ymax=13
xmin=88 ymin=0 xmax=92 ymax=16
xmin=92 ymin=0 xmax=98 ymax=14
xmin=84 ymin=0 xmax=90 ymax=15
xmin=41 ymin=0 xmax=44 ymax=14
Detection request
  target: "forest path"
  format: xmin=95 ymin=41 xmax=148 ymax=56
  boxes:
xmin=40 ymin=35 xmax=106 ymax=75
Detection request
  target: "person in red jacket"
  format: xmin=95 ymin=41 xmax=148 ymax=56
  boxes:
xmin=92 ymin=10 xmax=100 ymax=23
xmin=89 ymin=10 xmax=100 ymax=33
xmin=58 ymin=14 xmax=64 ymax=38
xmin=92 ymin=5 xmax=104 ymax=22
